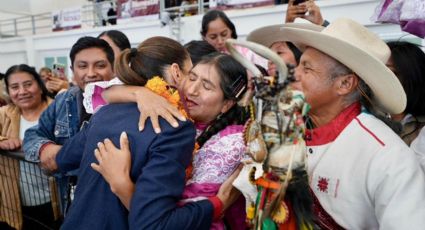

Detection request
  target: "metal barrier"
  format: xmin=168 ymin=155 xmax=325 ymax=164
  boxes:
xmin=0 ymin=151 xmax=61 ymax=230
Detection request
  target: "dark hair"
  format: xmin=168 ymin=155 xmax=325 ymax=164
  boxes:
xmin=201 ymin=10 xmax=237 ymax=39
xmin=70 ymin=36 xmax=115 ymax=68
xmin=4 ymin=64 xmax=49 ymax=102
xmin=184 ymin=40 xmax=217 ymax=65
xmin=98 ymin=30 xmax=131 ymax=51
xmin=115 ymin=36 xmax=190 ymax=86
xmin=195 ymin=53 xmax=249 ymax=147
xmin=387 ymin=41 xmax=425 ymax=116
xmin=286 ymin=42 xmax=302 ymax=64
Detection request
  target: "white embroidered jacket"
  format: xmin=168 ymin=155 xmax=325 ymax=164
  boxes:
xmin=306 ymin=104 xmax=425 ymax=229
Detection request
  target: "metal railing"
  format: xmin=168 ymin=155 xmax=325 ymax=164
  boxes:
xmin=81 ymin=0 xmax=119 ymax=28
xmin=0 ymin=0 xmax=119 ymax=38
xmin=160 ymin=1 xmax=210 ymax=42
xmin=0 ymin=13 xmax=52 ymax=38
xmin=0 ymin=0 xmax=280 ymax=39
xmin=0 ymin=151 xmax=62 ymax=230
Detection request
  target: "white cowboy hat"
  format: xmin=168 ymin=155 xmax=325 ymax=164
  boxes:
xmin=246 ymin=23 xmax=324 ymax=48
xmin=279 ymin=18 xmax=406 ymax=114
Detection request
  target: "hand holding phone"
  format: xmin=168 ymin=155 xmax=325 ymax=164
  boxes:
xmin=286 ymin=0 xmax=308 ymax=23
xmin=293 ymin=0 xmax=306 ymax=5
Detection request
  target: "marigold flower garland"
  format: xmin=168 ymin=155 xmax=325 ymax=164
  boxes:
xmin=145 ymin=76 xmax=189 ymax=119
xmin=145 ymin=76 xmax=199 ymax=180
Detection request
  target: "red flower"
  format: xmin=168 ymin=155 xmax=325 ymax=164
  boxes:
xmin=317 ymin=177 xmax=329 ymax=193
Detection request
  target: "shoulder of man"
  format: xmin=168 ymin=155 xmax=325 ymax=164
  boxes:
xmin=355 ymin=113 xmax=406 ymax=148
xmin=52 ymin=86 xmax=80 ymax=103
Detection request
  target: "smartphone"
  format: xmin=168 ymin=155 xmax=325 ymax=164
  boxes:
xmin=293 ymin=0 xmax=306 ymax=5
xmin=52 ymin=63 xmax=66 ymax=79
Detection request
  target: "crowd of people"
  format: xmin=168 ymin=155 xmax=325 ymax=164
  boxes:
xmin=0 ymin=0 xmax=424 ymax=229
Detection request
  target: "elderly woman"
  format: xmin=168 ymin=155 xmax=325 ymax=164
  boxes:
xmin=0 ymin=64 xmax=56 ymax=230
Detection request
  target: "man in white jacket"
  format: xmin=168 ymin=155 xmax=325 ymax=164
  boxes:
xmin=279 ymin=18 xmax=425 ymax=229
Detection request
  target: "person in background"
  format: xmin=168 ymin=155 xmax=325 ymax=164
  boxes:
xmin=201 ymin=9 xmax=236 ymax=53
xmin=246 ymin=25 xmax=304 ymax=89
xmin=386 ymin=41 xmax=425 ymax=171
xmin=180 ymin=0 xmax=198 ymax=16
xmin=200 ymin=9 xmax=268 ymax=68
xmin=0 ymin=64 xmax=57 ymax=230
xmin=247 ymin=0 xmax=325 ymax=90
xmin=0 ymin=73 xmax=8 ymax=107
xmin=106 ymin=2 xmax=117 ymax=25
xmin=39 ymin=65 xmax=69 ymax=98
xmin=39 ymin=67 xmax=52 ymax=83
xmin=279 ymin=18 xmax=425 ymax=229
xmin=285 ymin=0 xmax=327 ymax=26
xmin=79 ymin=30 xmax=131 ymax=115
xmin=184 ymin=40 xmax=217 ymax=65
xmin=23 ymin=36 xmax=114 ymax=214
xmin=98 ymin=30 xmax=131 ymax=61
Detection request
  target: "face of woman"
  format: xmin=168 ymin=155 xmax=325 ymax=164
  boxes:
xmin=268 ymin=42 xmax=301 ymax=90
xmin=267 ymin=42 xmax=297 ymax=75
xmin=176 ymin=58 xmax=193 ymax=90
xmin=203 ymin=18 xmax=233 ymax=52
xmin=39 ymin=70 xmax=52 ymax=82
xmin=8 ymin=72 xmax=43 ymax=111
xmin=183 ymin=63 xmax=233 ymax=124
xmin=386 ymin=57 xmax=399 ymax=78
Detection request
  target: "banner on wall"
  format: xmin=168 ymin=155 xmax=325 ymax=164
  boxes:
xmin=116 ymin=0 xmax=160 ymax=24
xmin=52 ymin=7 xmax=82 ymax=32
xmin=210 ymin=0 xmax=274 ymax=9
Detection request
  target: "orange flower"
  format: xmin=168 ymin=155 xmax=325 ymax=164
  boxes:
xmin=145 ymin=76 xmax=189 ymax=120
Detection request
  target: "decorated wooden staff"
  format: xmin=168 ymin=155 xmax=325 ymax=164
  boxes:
xmin=226 ymin=39 xmax=316 ymax=230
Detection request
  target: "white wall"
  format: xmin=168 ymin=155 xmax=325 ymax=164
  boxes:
xmin=0 ymin=0 xmax=88 ymax=19
xmin=0 ymin=0 xmax=423 ymax=74
xmin=30 ymin=0 xmax=88 ymax=15
xmin=0 ymin=0 xmax=31 ymax=19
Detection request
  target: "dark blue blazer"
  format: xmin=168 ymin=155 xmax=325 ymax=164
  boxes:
xmin=56 ymin=103 xmax=213 ymax=230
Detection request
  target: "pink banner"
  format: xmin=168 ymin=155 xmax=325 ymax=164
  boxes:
xmin=117 ymin=0 xmax=160 ymax=19
xmin=210 ymin=0 xmax=274 ymax=10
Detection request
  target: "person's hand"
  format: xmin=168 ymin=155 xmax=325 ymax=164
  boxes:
xmin=45 ymin=77 xmax=69 ymax=93
xmin=0 ymin=138 xmax=22 ymax=150
xmin=91 ymin=132 xmax=133 ymax=194
xmin=216 ymin=165 xmax=243 ymax=211
xmin=300 ymin=0 xmax=324 ymax=25
xmin=285 ymin=0 xmax=308 ymax=23
xmin=134 ymin=87 xmax=186 ymax=133
xmin=40 ymin=143 xmax=61 ymax=173
xmin=91 ymin=132 xmax=134 ymax=209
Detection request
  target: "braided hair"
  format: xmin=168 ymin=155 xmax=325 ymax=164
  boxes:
xmin=195 ymin=53 xmax=250 ymax=148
